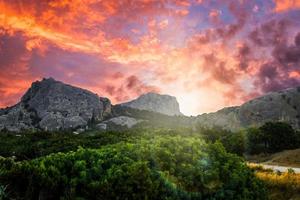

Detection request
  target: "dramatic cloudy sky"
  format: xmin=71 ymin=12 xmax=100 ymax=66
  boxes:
xmin=0 ymin=0 xmax=300 ymax=115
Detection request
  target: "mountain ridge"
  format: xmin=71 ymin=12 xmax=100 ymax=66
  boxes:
xmin=196 ymin=86 xmax=300 ymax=130
xmin=1 ymin=77 xmax=300 ymax=132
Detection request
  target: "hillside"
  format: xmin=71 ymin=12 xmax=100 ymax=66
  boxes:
xmin=196 ymin=87 xmax=300 ymax=131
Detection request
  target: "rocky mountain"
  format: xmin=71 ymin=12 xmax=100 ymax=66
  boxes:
xmin=119 ymin=92 xmax=182 ymax=116
xmin=1 ymin=77 xmax=300 ymax=133
xmin=0 ymin=78 xmax=111 ymax=132
xmin=196 ymin=87 xmax=300 ymax=131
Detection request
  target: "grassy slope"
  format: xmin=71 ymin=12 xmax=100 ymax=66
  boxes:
xmin=250 ymin=167 xmax=300 ymax=200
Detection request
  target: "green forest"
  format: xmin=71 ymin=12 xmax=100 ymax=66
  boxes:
xmin=0 ymin=122 xmax=299 ymax=199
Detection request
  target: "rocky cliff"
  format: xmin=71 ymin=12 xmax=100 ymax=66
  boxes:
xmin=0 ymin=78 xmax=111 ymax=132
xmin=119 ymin=92 xmax=182 ymax=116
xmin=196 ymin=87 xmax=300 ymax=131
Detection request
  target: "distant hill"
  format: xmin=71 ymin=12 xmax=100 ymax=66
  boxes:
xmin=196 ymin=87 xmax=300 ymax=131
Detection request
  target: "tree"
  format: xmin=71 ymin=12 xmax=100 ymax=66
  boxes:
xmin=198 ymin=126 xmax=231 ymax=142
xmin=259 ymin=122 xmax=297 ymax=152
xmin=246 ymin=127 xmax=266 ymax=154
xmin=221 ymin=131 xmax=246 ymax=156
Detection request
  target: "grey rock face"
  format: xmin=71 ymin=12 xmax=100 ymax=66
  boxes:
xmin=0 ymin=78 xmax=111 ymax=132
xmin=64 ymin=116 xmax=87 ymax=130
xmin=196 ymin=107 xmax=241 ymax=131
xmin=22 ymin=78 xmax=105 ymax=121
xmin=238 ymin=87 xmax=300 ymax=128
xmin=0 ymin=104 xmax=35 ymax=132
xmin=100 ymin=97 xmax=112 ymax=118
xmin=196 ymin=87 xmax=300 ymax=131
xmin=39 ymin=112 xmax=64 ymax=131
xmin=120 ymin=92 xmax=182 ymax=116
xmin=96 ymin=123 xmax=107 ymax=130
xmin=96 ymin=116 xmax=142 ymax=130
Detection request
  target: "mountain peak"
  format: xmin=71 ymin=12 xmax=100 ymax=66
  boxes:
xmin=42 ymin=77 xmax=56 ymax=81
xmin=120 ymin=92 xmax=182 ymax=116
xmin=1 ymin=78 xmax=111 ymax=132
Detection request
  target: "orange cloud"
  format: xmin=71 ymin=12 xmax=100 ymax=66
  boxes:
xmin=289 ymin=71 xmax=300 ymax=78
xmin=0 ymin=0 xmax=191 ymax=64
xmin=0 ymin=0 xmax=299 ymax=116
xmin=273 ymin=0 xmax=300 ymax=12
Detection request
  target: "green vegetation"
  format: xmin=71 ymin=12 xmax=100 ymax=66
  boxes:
xmin=198 ymin=122 xmax=300 ymax=156
xmin=0 ymin=130 xmax=133 ymax=161
xmin=1 ymin=121 xmax=299 ymax=199
xmin=247 ymin=122 xmax=299 ymax=154
xmin=0 ymin=129 xmax=267 ymax=199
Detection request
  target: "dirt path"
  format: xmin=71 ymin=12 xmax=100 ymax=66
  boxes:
xmin=250 ymin=163 xmax=300 ymax=173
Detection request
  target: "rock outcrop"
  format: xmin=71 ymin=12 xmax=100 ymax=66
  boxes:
xmin=100 ymin=97 xmax=112 ymax=118
xmin=196 ymin=106 xmax=241 ymax=131
xmin=0 ymin=103 xmax=34 ymax=132
xmin=0 ymin=78 xmax=111 ymax=132
xmin=96 ymin=116 xmax=142 ymax=130
xmin=196 ymin=87 xmax=300 ymax=131
xmin=120 ymin=92 xmax=182 ymax=116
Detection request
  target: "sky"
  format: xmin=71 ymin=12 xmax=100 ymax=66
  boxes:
xmin=0 ymin=0 xmax=300 ymax=116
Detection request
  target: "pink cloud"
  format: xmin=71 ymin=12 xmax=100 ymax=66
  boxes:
xmin=0 ymin=0 xmax=300 ymax=116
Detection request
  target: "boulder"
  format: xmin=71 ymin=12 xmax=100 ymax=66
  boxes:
xmin=96 ymin=123 xmax=107 ymax=130
xmin=64 ymin=116 xmax=87 ymax=129
xmin=39 ymin=112 xmax=64 ymax=131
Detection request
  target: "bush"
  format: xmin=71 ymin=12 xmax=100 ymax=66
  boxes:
xmin=0 ymin=136 xmax=267 ymax=200
xmin=245 ymin=122 xmax=299 ymax=154
xmin=246 ymin=127 xmax=266 ymax=154
xmin=259 ymin=122 xmax=297 ymax=152
xmin=0 ymin=184 xmax=8 ymax=200
xmin=221 ymin=131 xmax=246 ymax=156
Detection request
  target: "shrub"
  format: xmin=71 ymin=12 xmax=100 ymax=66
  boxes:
xmin=0 ymin=136 xmax=267 ymax=200
xmin=246 ymin=122 xmax=299 ymax=154
xmin=259 ymin=122 xmax=297 ymax=152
